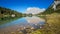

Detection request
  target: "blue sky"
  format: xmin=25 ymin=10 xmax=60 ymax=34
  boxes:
xmin=0 ymin=0 xmax=54 ymax=13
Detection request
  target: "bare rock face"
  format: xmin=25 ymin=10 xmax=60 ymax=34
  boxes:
xmin=53 ymin=0 xmax=60 ymax=10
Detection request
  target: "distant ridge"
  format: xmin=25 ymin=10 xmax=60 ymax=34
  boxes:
xmin=0 ymin=7 xmax=22 ymax=18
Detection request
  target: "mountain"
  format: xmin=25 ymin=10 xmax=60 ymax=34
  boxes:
xmin=38 ymin=3 xmax=60 ymax=15
xmin=0 ymin=7 xmax=22 ymax=18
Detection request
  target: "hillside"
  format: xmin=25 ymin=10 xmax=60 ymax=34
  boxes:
xmin=0 ymin=7 xmax=22 ymax=25
xmin=43 ymin=5 xmax=60 ymax=14
xmin=35 ymin=3 xmax=60 ymax=34
xmin=37 ymin=3 xmax=60 ymax=15
xmin=0 ymin=7 xmax=22 ymax=18
xmin=42 ymin=3 xmax=60 ymax=34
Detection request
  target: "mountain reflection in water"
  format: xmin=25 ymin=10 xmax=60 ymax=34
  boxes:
xmin=25 ymin=16 xmax=45 ymax=24
xmin=0 ymin=16 xmax=45 ymax=34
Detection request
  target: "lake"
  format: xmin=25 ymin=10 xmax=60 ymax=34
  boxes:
xmin=0 ymin=16 xmax=46 ymax=34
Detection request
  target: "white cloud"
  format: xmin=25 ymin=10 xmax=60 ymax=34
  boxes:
xmin=25 ymin=7 xmax=45 ymax=14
